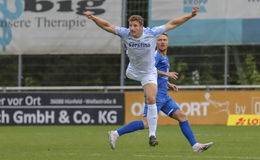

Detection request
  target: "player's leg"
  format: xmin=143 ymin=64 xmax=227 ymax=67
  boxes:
xmin=125 ymin=69 xmax=158 ymax=146
xmin=108 ymin=94 xmax=151 ymax=150
xmin=143 ymin=82 xmax=158 ymax=146
xmin=163 ymin=97 xmax=197 ymax=146
xmin=162 ymin=97 xmax=213 ymax=152
xmin=172 ymin=110 xmax=197 ymax=146
xmin=108 ymin=120 xmax=145 ymax=150
xmin=171 ymin=110 xmax=213 ymax=152
xmin=117 ymin=120 xmax=146 ymax=135
xmin=143 ymin=99 xmax=165 ymax=146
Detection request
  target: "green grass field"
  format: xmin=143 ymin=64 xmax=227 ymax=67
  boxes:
xmin=0 ymin=125 xmax=259 ymax=160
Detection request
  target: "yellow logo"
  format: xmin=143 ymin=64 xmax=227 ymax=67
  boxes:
xmin=227 ymin=114 xmax=260 ymax=126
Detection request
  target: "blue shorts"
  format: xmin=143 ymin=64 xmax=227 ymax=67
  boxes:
xmin=143 ymin=95 xmax=180 ymax=117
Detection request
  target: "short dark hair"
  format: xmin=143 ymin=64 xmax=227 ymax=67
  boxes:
xmin=128 ymin=15 xmax=144 ymax=26
xmin=161 ymin=32 xmax=168 ymax=37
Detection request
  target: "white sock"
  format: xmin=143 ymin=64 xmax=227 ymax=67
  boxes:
xmin=113 ymin=130 xmax=119 ymax=137
xmin=192 ymin=143 xmax=199 ymax=148
xmin=147 ymin=104 xmax=158 ymax=137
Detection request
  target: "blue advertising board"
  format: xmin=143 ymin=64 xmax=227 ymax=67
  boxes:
xmin=149 ymin=0 xmax=260 ymax=46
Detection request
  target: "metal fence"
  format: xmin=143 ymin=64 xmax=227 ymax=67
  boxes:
xmin=0 ymin=0 xmax=259 ymax=87
xmin=1 ymin=85 xmax=260 ymax=93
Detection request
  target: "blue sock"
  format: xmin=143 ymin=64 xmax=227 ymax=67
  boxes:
xmin=117 ymin=120 xmax=144 ymax=136
xmin=179 ymin=120 xmax=197 ymax=146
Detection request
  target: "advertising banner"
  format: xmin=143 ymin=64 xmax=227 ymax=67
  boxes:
xmin=0 ymin=0 xmax=121 ymax=55
xmin=227 ymin=114 xmax=260 ymax=126
xmin=149 ymin=0 xmax=260 ymax=46
xmin=125 ymin=91 xmax=260 ymax=125
xmin=0 ymin=93 xmax=124 ymax=125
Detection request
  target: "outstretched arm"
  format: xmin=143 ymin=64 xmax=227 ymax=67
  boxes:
xmin=84 ymin=11 xmax=116 ymax=34
xmin=164 ymin=6 xmax=199 ymax=31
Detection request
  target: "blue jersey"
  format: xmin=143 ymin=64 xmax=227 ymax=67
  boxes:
xmin=155 ymin=50 xmax=170 ymax=96
xmin=144 ymin=51 xmax=180 ymax=117
xmin=115 ymin=26 xmax=166 ymax=74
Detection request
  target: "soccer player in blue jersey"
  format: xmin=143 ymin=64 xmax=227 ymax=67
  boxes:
xmin=106 ymin=33 xmax=213 ymax=152
xmin=85 ymin=6 xmax=199 ymax=148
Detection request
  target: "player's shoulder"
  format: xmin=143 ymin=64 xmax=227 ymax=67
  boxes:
xmin=143 ymin=27 xmax=152 ymax=34
xmin=144 ymin=25 xmax=166 ymax=36
xmin=142 ymin=27 xmax=155 ymax=36
xmin=115 ymin=26 xmax=130 ymax=37
xmin=155 ymin=51 xmax=162 ymax=59
xmin=155 ymin=50 xmax=160 ymax=56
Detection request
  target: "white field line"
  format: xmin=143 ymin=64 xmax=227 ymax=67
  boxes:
xmin=134 ymin=154 xmax=260 ymax=160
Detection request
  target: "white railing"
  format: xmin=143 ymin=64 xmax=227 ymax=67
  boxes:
xmin=0 ymin=85 xmax=260 ymax=92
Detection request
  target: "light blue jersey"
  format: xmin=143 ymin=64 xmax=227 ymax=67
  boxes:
xmin=115 ymin=26 xmax=166 ymax=75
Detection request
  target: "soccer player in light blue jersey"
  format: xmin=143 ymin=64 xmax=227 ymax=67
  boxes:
xmin=105 ymin=33 xmax=213 ymax=152
xmin=85 ymin=6 xmax=200 ymax=149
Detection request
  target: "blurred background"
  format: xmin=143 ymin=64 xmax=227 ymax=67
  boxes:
xmin=1 ymin=0 xmax=259 ymax=87
xmin=0 ymin=3 xmax=259 ymax=159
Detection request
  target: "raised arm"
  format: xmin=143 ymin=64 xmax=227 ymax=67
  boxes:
xmin=164 ymin=6 xmax=199 ymax=31
xmin=84 ymin=11 xmax=116 ymax=34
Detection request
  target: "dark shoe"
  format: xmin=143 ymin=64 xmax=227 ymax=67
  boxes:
xmin=149 ymin=135 xmax=158 ymax=147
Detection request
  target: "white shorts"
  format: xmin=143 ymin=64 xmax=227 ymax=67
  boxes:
xmin=126 ymin=67 xmax=157 ymax=86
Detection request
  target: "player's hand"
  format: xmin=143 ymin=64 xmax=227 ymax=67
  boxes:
xmin=191 ymin=6 xmax=199 ymax=17
xmin=84 ymin=11 xmax=94 ymax=20
xmin=166 ymin=72 xmax=178 ymax=80
xmin=168 ymin=83 xmax=178 ymax=92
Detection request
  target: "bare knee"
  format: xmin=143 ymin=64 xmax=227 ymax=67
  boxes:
xmin=178 ymin=112 xmax=187 ymax=122
xmin=146 ymin=95 xmax=156 ymax=104
xmin=172 ymin=110 xmax=187 ymax=122
xmin=143 ymin=83 xmax=157 ymax=104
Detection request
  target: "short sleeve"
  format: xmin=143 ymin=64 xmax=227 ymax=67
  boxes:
xmin=151 ymin=25 xmax=166 ymax=38
xmin=155 ymin=51 xmax=161 ymax=67
xmin=115 ymin=26 xmax=130 ymax=38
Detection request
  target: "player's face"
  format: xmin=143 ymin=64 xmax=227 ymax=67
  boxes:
xmin=129 ymin=21 xmax=143 ymax=38
xmin=157 ymin=35 xmax=168 ymax=52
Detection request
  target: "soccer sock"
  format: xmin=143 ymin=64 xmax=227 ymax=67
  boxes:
xmin=179 ymin=120 xmax=197 ymax=146
xmin=117 ymin=120 xmax=144 ymax=136
xmin=147 ymin=104 xmax=158 ymax=137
